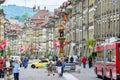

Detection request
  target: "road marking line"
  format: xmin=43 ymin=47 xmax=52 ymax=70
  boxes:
xmin=63 ymin=73 xmax=79 ymax=80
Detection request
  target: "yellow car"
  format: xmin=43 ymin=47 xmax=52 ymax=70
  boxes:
xmin=30 ymin=59 xmax=48 ymax=68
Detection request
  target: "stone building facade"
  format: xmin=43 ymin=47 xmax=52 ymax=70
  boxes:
xmin=94 ymin=0 xmax=120 ymax=45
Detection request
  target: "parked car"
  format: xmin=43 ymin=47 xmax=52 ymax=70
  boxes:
xmin=30 ymin=59 xmax=48 ymax=68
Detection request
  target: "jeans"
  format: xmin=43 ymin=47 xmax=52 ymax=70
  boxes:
xmin=14 ymin=73 xmax=19 ymax=80
xmin=83 ymin=63 xmax=86 ymax=68
xmin=60 ymin=67 xmax=63 ymax=76
xmin=0 ymin=69 xmax=4 ymax=78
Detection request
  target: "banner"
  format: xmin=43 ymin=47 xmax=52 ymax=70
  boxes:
xmin=0 ymin=40 xmax=6 ymax=49
xmin=54 ymin=40 xmax=60 ymax=48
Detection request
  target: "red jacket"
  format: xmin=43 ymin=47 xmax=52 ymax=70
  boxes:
xmin=82 ymin=57 xmax=86 ymax=63
xmin=0 ymin=58 xmax=4 ymax=70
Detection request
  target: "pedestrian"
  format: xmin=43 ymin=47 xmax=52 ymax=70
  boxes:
xmin=13 ymin=58 xmax=20 ymax=80
xmin=81 ymin=56 xmax=87 ymax=68
xmin=23 ymin=56 xmax=29 ymax=68
xmin=55 ymin=56 xmax=58 ymax=61
xmin=56 ymin=58 xmax=63 ymax=77
xmin=49 ymin=55 xmax=53 ymax=60
xmin=70 ymin=56 xmax=74 ymax=63
xmin=20 ymin=57 xmax=24 ymax=67
xmin=3 ymin=56 xmax=13 ymax=80
xmin=0 ymin=57 xmax=4 ymax=78
xmin=65 ymin=57 xmax=69 ymax=63
xmin=61 ymin=59 xmax=65 ymax=77
xmin=47 ymin=59 xmax=54 ymax=76
xmin=88 ymin=57 xmax=92 ymax=68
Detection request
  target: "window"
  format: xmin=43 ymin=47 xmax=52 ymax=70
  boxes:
xmin=118 ymin=44 xmax=120 ymax=60
xmin=106 ymin=49 xmax=115 ymax=62
xmin=95 ymin=51 xmax=104 ymax=61
xmin=40 ymin=60 xmax=48 ymax=63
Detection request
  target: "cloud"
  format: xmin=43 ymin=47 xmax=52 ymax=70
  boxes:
xmin=2 ymin=0 xmax=67 ymax=11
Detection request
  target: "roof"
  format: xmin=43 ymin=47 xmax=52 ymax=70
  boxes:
xmin=31 ymin=10 xmax=50 ymax=19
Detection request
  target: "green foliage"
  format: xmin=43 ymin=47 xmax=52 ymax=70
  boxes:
xmin=25 ymin=51 xmax=30 ymax=58
xmin=7 ymin=46 xmax=12 ymax=56
xmin=88 ymin=52 xmax=93 ymax=58
xmin=0 ymin=8 xmax=3 ymax=10
xmin=0 ymin=49 xmax=4 ymax=57
xmin=10 ymin=12 xmax=29 ymax=22
xmin=14 ymin=16 xmax=20 ymax=20
xmin=45 ymin=53 xmax=52 ymax=58
xmin=19 ymin=12 xmax=29 ymax=22
xmin=10 ymin=16 xmax=14 ymax=19
xmin=22 ymin=12 xmax=29 ymax=18
xmin=86 ymin=38 xmax=94 ymax=48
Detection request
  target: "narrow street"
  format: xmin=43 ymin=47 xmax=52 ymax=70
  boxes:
xmin=0 ymin=64 xmax=102 ymax=80
xmin=20 ymin=64 xmax=102 ymax=80
xmin=0 ymin=0 xmax=119 ymax=80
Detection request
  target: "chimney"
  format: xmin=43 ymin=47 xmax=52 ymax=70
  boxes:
xmin=44 ymin=6 xmax=46 ymax=10
xmin=38 ymin=6 xmax=40 ymax=10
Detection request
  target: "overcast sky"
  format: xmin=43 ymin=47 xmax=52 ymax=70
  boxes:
xmin=2 ymin=0 xmax=67 ymax=11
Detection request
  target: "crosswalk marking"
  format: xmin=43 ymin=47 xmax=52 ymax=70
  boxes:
xmin=63 ymin=73 xmax=79 ymax=80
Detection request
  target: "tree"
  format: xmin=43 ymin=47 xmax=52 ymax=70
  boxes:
xmin=86 ymin=38 xmax=94 ymax=48
xmin=0 ymin=49 xmax=4 ymax=57
xmin=7 ymin=46 xmax=12 ymax=56
xmin=19 ymin=12 xmax=29 ymax=22
xmin=86 ymin=38 xmax=94 ymax=56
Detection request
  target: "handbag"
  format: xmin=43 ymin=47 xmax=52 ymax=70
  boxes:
xmin=57 ymin=67 xmax=62 ymax=74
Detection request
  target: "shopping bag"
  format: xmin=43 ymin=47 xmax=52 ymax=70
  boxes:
xmin=57 ymin=67 xmax=61 ymax=74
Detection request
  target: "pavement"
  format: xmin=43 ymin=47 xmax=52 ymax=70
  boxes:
xmin=63 ymin=73 xmax=79 ymax=80
xmin=64 ymin=64 xmax=102 ymax=80
xmin=28 ymin=59 xmax=101 ymax=80
xmin=0 ymin=60 xmax=102 ymax=80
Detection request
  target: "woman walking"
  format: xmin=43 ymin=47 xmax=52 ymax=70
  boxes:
xmin=3 ymin=56 xmax=13 ymax=80
xmin=13 ymin=58 xmax=20 ymax=80
xmin=47 ymin=59 xmax=54 ymax=76
xmin=56 ymin=58 xmax=63 ymax=77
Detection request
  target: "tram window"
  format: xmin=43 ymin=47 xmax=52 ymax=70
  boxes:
xmin=118 ymin=44 xmax=120 ymax=60
xmin=106 ymin=49 xmax=115 ymax=62
xmin=95 ymin=51 xmax=104 ymax=61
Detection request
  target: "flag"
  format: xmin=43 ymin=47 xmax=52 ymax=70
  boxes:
xmin=54 ymin=40 xmax=60 ymax=48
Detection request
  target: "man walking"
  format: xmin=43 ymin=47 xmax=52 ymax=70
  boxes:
xmin=81 ymin=56 xmax=87 ymax=68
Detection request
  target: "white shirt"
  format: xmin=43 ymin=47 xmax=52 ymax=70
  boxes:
xmin=6 ymin=61 xmax=10 ymax=68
